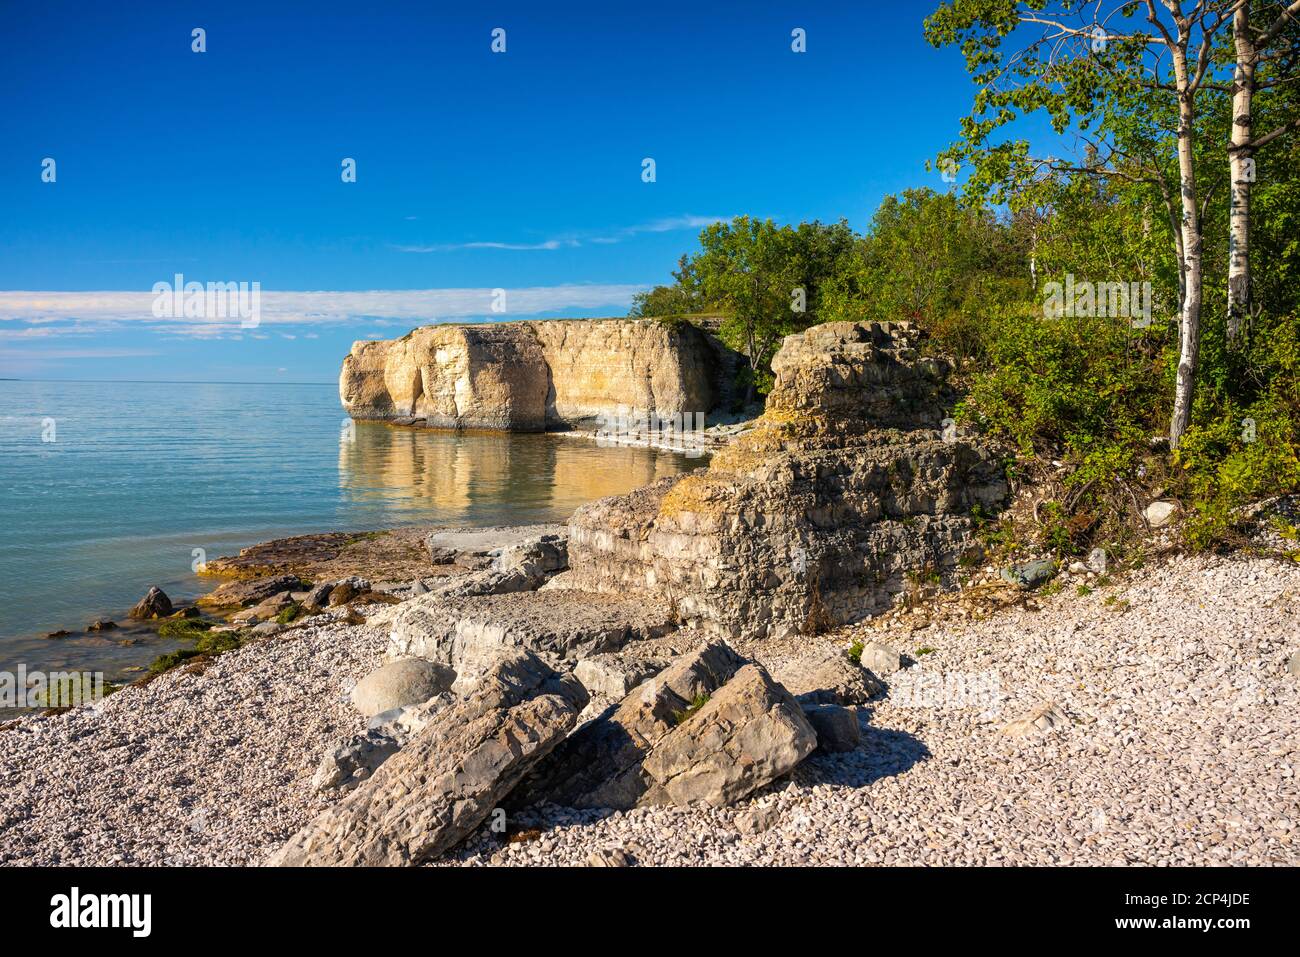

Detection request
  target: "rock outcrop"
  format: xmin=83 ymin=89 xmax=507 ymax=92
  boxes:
xmin=552 ymin=321 xmax=1012 ymax=639
xmin=268 ymin=650 xmax=587 ymax=866
xmin=515 ymin=640 xmax=747 ymax=810
xmin=340 ymin=318 xmax=742 ymax=431
xmin=640 ymin=664 xmax=817 ymax=807
xmin=386 ymin=589 xmax=677 ymax=682
xmin=516 ymin=641 xmax=820 ymax=811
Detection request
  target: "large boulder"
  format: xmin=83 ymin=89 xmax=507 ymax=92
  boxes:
xmin=349 ymin=659 xmax=454 ymax=717
xmin=801 ymin=703 xmax=861 ymax=753
xmin=573 ymin=652 xmax=669 ymax=702
xmin=771 ymin=646 xmax=884 ymax=706
xmin=268 ymin=650 xmax=588 ymax=866
xmin=641 ymin=664 xmax=817 ymax=807
xmin=515 ymin=640 xmax=747 ymax=810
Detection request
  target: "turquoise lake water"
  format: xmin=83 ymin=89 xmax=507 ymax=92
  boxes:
xmin=0 ymin=379 xmax=700 ymax=680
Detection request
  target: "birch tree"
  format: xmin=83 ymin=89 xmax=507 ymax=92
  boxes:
xmin=925 ymin=0 xmax=1238 ymax=447
xmin=1227 ymin=0 xmax=1300 ymax=341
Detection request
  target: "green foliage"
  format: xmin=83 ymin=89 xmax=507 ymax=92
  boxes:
xmin=629 ymin=264 xmax=703 ymax=318
xmin=956 ymin=308 xmax=1167 ymax=461
xmin=826 ymin=188 xmax=1029 ymax=349
xmin=1177 ymin=314 xmax=1300 ymax=548
xmin=31 ymin=674 xmax=119 ymax=709
xmin=638 ymin=216 xmax=860 ymax=401
xmin=148 ymin=629 xmax=248 ymax=675
xmin=275 ymin=602 xmax=308 ymax=625
xmin=672 ymin=692 xmax=711 ymax=726
xmin=157 ymin=617 xmax=215 ymax=640
xmin=622 ymin=0 xmax=1300 ymax=559
xmin=846 ymin=640 xmax=865 ymax=665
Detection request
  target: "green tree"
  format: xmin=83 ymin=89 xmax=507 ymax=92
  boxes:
xmin=629 ymin=255 xmax=703 ymax=317
xmin=682 ymin=216 xmax=858 ymax=401
xmin=828 ymin=188 xmax=1028 ymax=358
xmin=924 ymin=0 xmax=1241 ymax=447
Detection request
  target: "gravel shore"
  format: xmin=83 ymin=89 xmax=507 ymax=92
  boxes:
xmin=2 ymin=552 xmax=1297 ymax=866
xmin=0 ymin=620 xmax=385 ymax=866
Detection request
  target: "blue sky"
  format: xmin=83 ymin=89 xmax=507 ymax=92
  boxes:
xmin=0 ymin=0 xmax=1017 ymax=382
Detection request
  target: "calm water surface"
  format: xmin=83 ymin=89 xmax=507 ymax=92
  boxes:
xmin=0 ymin=380 xmax=701 ymax=678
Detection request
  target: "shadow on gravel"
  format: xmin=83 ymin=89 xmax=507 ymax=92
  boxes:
xmin=795 ymin=723 xmax=931 ymax=789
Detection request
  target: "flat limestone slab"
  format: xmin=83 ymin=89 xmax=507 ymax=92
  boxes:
xmin=387 ymin=589 xmax=678 ymax=679
xmin=423 ymin=524 xmax=567 ymax=556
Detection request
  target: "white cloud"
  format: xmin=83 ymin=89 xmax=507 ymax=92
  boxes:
xmin=0 ymin=284 xmax=648 ymax=339
xmin=396 ymin=239 xmax=580 ymax=253
xmin=395 ymin=214 xmax=729 ymax=254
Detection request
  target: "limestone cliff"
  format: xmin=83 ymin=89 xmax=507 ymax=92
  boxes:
xmin=340 ymin=318 xmax=739 ymax=431
xmin=553 ymin=322 xmax=1012 ymax=639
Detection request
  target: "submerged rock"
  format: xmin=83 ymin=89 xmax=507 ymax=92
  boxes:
xmin=129 ymin=586 xmax=173 ymax=620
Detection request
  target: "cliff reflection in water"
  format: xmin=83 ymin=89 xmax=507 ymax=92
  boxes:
xmin=338 ymin=422 xmax=705 ymax=526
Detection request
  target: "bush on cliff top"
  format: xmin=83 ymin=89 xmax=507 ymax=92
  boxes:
xmin=634 ymin=184 xmax=1300 ymax=558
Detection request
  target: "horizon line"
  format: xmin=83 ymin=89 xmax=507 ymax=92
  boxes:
xmin=1 ymin=377 xmax=337 ymax=386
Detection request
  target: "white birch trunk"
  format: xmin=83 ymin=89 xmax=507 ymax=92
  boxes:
xmin=1228 ymin=2 xmax=1256 ymax=342
xmin=1169 ymin=45 xmax=1203 ymax=450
